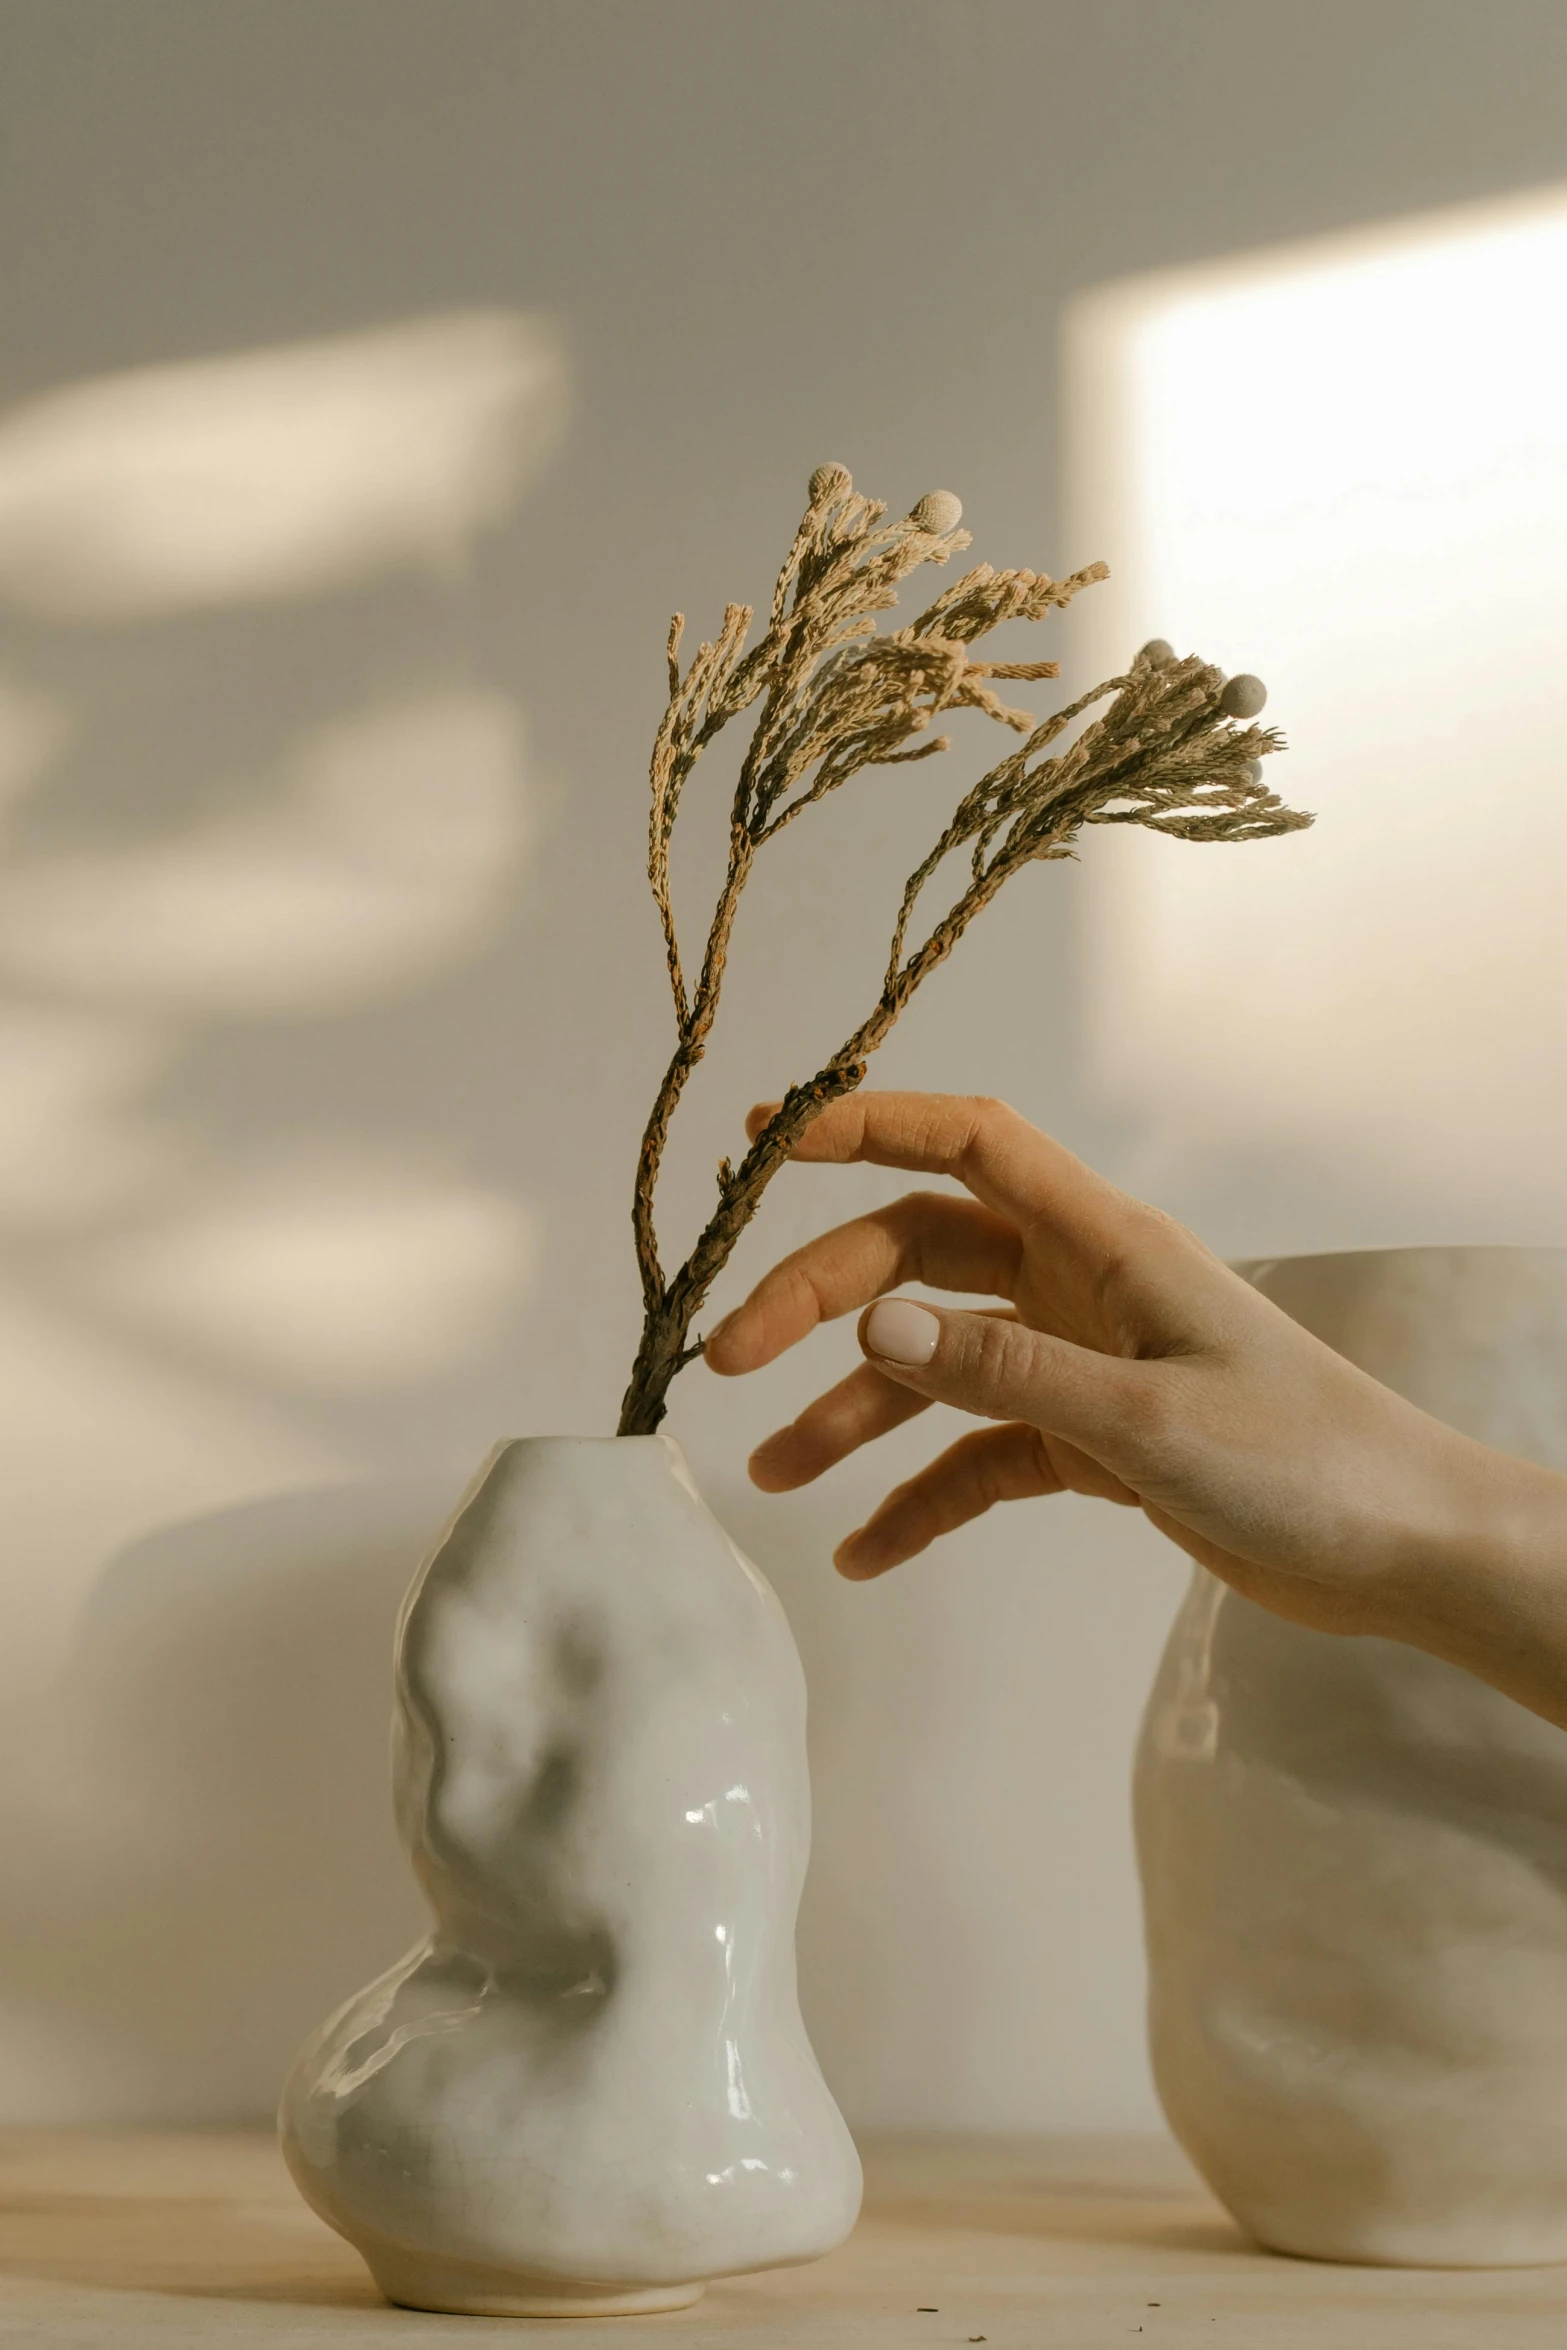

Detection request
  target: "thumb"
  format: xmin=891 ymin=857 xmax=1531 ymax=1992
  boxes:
xmin=859 ymin=1296 xmax=1157 ymax=1471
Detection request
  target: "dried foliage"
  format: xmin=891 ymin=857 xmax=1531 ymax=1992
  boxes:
xmin=617 ymin=464 xmax=1310 ymax=1434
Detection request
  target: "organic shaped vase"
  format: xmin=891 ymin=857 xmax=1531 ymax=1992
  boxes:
xmin=280 ymin=1434 xmax=861 ymax=2315
xmin=1136 ymin=1247 xmax=1567 ymax=2266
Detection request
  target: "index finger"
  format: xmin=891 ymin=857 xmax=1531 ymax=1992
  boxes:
xmin=706 ymin=1190 xmax=1020 ymax=1376
xmin=745 ymin=1090 xmax=1131 ymax=1239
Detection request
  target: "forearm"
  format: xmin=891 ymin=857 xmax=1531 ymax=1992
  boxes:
xmin=1373 ymin=1439 xmax=1567 ymax=1730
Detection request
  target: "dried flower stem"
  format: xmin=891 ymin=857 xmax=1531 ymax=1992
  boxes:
xmin=617 ymin=466 xmax=1309 ymax=1434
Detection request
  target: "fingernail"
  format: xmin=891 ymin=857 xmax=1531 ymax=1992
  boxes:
xmin=864 ymin=1298 xmax=940 ymax=1366
xmin=705 ymin=1310 xmax=737 ymax=1354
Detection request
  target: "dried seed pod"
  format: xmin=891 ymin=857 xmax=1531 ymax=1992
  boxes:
xmin=909 ymin=490 xmax=963 ymax=534
xmin=620 ymin=468 xmax=1308 ymax=1435
xmin=1221 ymin=673 xmax=1268 ymax=719
xmin=1137 ymin=637 xmax=1176 ymax=666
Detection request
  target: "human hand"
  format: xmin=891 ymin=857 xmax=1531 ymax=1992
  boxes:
xmin=704 ymin=1093 xmax=1567 ymax=1696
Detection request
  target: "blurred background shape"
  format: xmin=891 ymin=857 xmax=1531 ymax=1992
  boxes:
xmin=0 ymin=690 xmax=529 ymax=1012
xmin=0 ymin=1006 xmax=177 ymax=1223
xmin=84 ymin=1161 xmax=533 ymax=1389
xmin=0 ymin=312 xmax=565 ymax=620
xmin=0 ymin=278 xmax=558 ymax=2122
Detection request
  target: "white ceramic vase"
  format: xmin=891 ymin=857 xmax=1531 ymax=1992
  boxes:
xmin=1136 ymin=1247 xmax=1567 ymax=2266
xmin=280 ymin=1434 xmax=861 ymax=2315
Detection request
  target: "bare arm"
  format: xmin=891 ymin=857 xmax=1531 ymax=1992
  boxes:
xmin=704 ymin=1091 xmax=1567 ymax=1731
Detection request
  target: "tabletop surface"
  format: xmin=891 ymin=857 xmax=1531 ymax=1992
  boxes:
xmin=0 ymin=2127 xmax=1561 ymax=2348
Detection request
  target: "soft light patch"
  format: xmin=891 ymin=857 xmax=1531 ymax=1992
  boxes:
xmin=0 ymin=1007 xmax=179 ymax=1223
xmin=84 ymin=1171 xmax=534 ymax=1390
xmin=1065 ymin=186 xmax=1567 ymax=1229
xmin=0 ymin=692 xmax=528 ymax=1014
xmin=0 ymin=312 xmax=567 ymax=620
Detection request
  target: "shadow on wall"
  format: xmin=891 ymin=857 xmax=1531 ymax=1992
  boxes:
xmin=1 ymin=1483 xmax=448 ymax=2123
xmin=707 ymin=1457 xmax=1181 ymax=2135
xmin=7 ymin=1455 xmax=989 ymax=2130
xmin=0 ymin=315 xmax=570 ymax=2119
xmin=710 ymin=1467 xmax=986 ymax=2127
xmin=0 ymin=312 xmax=566 ymax=1400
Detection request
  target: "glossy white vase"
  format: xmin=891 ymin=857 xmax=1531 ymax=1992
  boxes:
xmin=1137 ymin=1247 xmax=1567 ymax=2266
xmin=280 ymin=1434 xmax=861 ymax=2315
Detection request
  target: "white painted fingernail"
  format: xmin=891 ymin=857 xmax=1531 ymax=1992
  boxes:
xmin=864 ymin=1298 xmax=940 ymax=1366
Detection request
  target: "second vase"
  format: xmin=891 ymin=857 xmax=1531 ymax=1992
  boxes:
xmin=1137 ymin=1247 xmax=1567 ymax=2265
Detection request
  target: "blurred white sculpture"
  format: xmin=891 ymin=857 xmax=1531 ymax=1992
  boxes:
xmin=280 ymin=1434 xmax=861 ymax=2315
xmin=1137 ymin=1247 xmax=1567 ymax=2265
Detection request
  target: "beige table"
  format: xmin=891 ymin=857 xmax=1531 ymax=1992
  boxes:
xmin=0 ymin=2129 xmax=1561 ymax=2346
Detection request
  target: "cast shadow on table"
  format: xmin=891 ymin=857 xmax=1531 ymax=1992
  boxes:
xmin=0 ymin=2182 xmax=385 ymax=2312
xmin=858 ymin=2137 xmax=1244 ymax=2260
xmin=4 ymin=1461 xmax=991 ymax=2140
xmin=0 ymin=2139 xmax=1244 ymax=2312
xmin=0 ymin=1482 xmax=453 ymax=2123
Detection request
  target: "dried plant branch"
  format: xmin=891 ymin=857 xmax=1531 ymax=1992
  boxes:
xmin=617 ymin=470 xmax=1310 ymax=1434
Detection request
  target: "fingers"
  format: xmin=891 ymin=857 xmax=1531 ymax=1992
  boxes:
xmin=748 ymin=1362 xmax=932 ymax=1492
xmin=836 ymin=1420 xmax=1139 ymax=1579
xmin=705 ymin=1191 xmax=1021 ymax=1376
xmin=856 ymin=1295 xmax=1167 ymax=1486
xmin=743 ymin=1089 xmax=1131 ymax=1235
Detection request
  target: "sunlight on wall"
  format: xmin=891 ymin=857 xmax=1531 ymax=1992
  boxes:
xmin=0 ymin=677 xmax=71 ymax=803
xmin=0 ymin=1007 xmax=177 ymax=1222
xmin=1065 ymin=187 xmax=1567 ymax=1233
xmin=0 ymin=314 xmax=566 ymax=619
xmin=85 ymin=1170 xmax=534 ymax=1390
xmin=0 ymin=691 xmax=528 ymax=1013
xmin=0 ymin=311 xmax=561 ymax=1708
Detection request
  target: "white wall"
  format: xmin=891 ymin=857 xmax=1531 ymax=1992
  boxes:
xmin=1 ymin=0 xmax=1565 ymax=2127
xmin=1067 ymin=188 xmax=1567 ymax=1251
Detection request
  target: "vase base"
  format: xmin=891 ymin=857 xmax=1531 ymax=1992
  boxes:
xmin=1246 ymin=2222 xmax=1567 ymax=2271
xmin=370 ymin=2252 xmax=707 ymax=2318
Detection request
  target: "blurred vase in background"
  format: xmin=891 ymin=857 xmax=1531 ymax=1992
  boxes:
xmin=1137 ymin=1247 xmax=1567 ymax=2265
